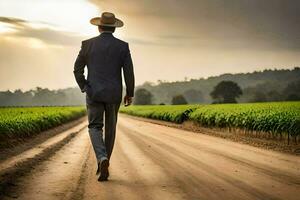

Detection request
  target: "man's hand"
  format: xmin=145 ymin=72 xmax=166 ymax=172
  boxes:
xmin=123 ymin=95 xmax=133 ymax=106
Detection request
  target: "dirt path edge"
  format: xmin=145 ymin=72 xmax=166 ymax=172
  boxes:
xmin=0 ymin=118 xmax=88 ymax=196
xmin=120 ymin=114 xmax=300 ymax=155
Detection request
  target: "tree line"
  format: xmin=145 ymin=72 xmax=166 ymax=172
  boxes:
xmin=135 ymin=67 xmax=300 ymax=104
xmin=0 ymin=67 xmax=299 ymax=106
xmin=0 ymin=87 xmax=85 ymax=106
xmin=133 ymin=79 xmax=300 ymax=105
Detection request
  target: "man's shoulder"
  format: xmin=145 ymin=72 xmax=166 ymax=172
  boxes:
xmin=82 ymin=36 xmax=99 ymax=45
xmin=113 ymin=37 xmax=128 ymax=47
xmin=80 ymin=35 xmax=129 ymax=48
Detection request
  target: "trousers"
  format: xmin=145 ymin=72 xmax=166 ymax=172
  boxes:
xmin=86 ymin=101 xmax=120 ymax=162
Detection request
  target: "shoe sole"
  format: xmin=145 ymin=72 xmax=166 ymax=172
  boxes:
xmin=98 ymin=159 xmax=109 ymax=182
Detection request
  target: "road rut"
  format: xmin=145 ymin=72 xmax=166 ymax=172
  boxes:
xmin=2 ymin=115 xmax=300 ymax=200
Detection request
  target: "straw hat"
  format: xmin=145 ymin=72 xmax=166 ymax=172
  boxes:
xmin=90 ymin=12 xmax=123 ymax=27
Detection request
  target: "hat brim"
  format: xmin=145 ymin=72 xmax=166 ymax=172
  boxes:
xmin=90 ymin=17 xmax=124 ymax=27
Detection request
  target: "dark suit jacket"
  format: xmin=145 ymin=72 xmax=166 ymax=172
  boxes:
xmin=74 ymin=32 xmax=135 ymax=104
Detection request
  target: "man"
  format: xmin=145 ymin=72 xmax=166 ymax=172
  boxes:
xmin=73 ymin=12 xmax=135 ymax=182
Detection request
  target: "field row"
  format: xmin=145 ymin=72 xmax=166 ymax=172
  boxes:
xmin=0 ymin=107 xmax=86 ymax=140
xmin=119 ymin=102 xmax=300 ymax=141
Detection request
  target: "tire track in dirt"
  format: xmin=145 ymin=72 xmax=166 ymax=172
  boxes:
xmin=119 ymin=125 xmax=280 ymax=200
xmin=1 ymin=116 xmax=299 ymax=200
xmin=120 ymin=121 xmax=300 ymax=185
xmin=118 ymin=116 xmax=300 ymax=200
xmin=1 ymin=128 xmax=90 ymax=200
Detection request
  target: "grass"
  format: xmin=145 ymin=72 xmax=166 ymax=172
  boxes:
xmin=120 ymin=105 xmax=199 ymax=123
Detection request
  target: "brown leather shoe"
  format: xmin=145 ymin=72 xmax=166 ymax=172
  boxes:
xmin=98 ymin=159 xmax=109 ymax=182
xmin=96 ymin=161 xmax=101 ymax=175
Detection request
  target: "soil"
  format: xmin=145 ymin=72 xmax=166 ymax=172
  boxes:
xmin=1 ymin=115 xmax=300 ymax=200
xmin=121 ymin=114 xmax=300 ymax=155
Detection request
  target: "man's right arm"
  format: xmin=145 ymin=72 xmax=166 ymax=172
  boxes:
xmin=123 ymin=43 xmax=135 ymax=97
xmin=73 ymin=41 xmax=87 ymax=93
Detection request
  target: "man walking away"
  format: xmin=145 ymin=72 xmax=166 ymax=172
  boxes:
xmin=73 ymin=12 xmax=135 ymax=182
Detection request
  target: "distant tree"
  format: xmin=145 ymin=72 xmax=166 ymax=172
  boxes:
xmin=0 ymin=87 xmax=85 ymax=107
xmin=171 ymin=95 xmax=187 ymax=105
xmin=183 ymin=89 xmax=203 ymax=103
xmin=283 ymin=80 xmax=300 ymax=99
xmin=159 ymin=103 xmax=165 ymax=105
xmin=210 ymin=81 xmax=242 ymax=103
xmin=32 ymin=87 xmax=54 ymax=105
xmin=0 ymin=90 xmax=13 ymax=106
xmin=141 ymin=81 xmax=155 ymax=87
xmin=266 ymin=90 xmax=283 ymax=102
xmin=134 ymin=88 xmax=153 ymax=105
xmin=286 ymin=94 xmax=300 ymax=101
xmin=251 ymin=91 xmax=267 ymax=102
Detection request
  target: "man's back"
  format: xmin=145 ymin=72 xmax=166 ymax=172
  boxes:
xmin=74 ymin=32 xmax=134 ymax=103
xmin=73 ymin=12 xmax=134 ymax=182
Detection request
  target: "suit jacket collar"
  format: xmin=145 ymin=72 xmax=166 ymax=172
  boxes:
xmin=100 ymin=31 xmax=113 ymax=35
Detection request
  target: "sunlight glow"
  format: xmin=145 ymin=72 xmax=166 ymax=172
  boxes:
xmin=26 ymin=21 xmax=59 ymax=30
xmin=0 ymin=0 xmax=100 ymax=36
xmin=3 ymin=36 xmax=47 ymax=49
xmin=27 ymin=38 xmax=47 ymax=49
xmin=0 ymin=22 xmax=16 ymax=34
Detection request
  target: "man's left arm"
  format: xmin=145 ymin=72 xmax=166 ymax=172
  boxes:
xmin=73 ymin=41 xmax=87 ymax=93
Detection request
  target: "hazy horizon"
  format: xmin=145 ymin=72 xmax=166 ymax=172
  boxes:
xmin=1 ymin=0 xmax=300 ymax=91
xmin=1 ymin=66 xmax=299 ymax=92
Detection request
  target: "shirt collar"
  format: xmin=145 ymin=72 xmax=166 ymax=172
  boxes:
xmin=101 ymin=31 xmax=113 ymax=34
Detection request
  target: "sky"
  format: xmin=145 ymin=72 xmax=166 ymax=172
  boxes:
xmin=0 ymin=0 xmax=299 ymax=91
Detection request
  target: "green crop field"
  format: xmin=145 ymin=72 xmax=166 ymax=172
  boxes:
xmin=120 ymin=102 xmax=300 ymax=142
xmin=119 ymin=105 xmax=198 ymax=123
xmin=0 ymin=107 xmax=86 ymax=140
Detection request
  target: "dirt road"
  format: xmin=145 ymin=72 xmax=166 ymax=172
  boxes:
xmin=2 ymin=115 xmax=300 ymax=200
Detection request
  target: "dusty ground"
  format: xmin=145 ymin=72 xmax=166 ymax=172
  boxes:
xmin=123 ymin=115 xmax=300 ymax=155
xmin=1 ymin=115 xmax=300 ymax=200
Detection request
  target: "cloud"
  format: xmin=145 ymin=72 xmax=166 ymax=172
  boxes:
xmin=0 ymin=16 xmax=84 ymax=46
xmin=127 ymin=38 xmax=161 ymax=46
xmin=13 ymin=27 xmax=83 ymax=46
xmin=90 ymin=0 xmax=300 ymax=51
xmin=0 ymin=35 xmax=79 ymax=91
xmin=0 ymin=16 xmax=26 ymax=26
xmin=1 ymin=1 xmax=300 ymax=92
